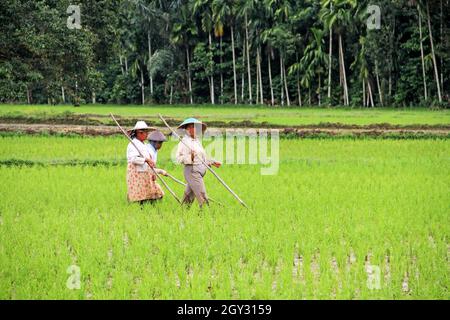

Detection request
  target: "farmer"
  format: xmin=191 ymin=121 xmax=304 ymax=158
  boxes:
xmin=176 ymin=118 xmax=221 ymax=207
xmin=146 ymin=130 xmax=168 ymax=177
xmin=126 ymin=121 xmax=164 ymax=205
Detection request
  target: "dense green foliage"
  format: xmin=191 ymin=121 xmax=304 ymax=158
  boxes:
xmin=0 ymin=0 xmax=448 ymax=107
xmin=0 ymin=136 xmax=448 ymax=299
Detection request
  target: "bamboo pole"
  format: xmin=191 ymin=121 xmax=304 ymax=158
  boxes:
xmin=110 ymin=114 xmax=182 ymax=204
xmin=165 ymin=173 xmax=223 ymax=206
xmin=158 ymin=114 xmax=249 ymax=209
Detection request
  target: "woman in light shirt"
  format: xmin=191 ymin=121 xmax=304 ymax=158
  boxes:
xmin=146 ymin=130 xmax=168 ymax=176
xmin=126 ymin=121 xmax=164 ymax=205
xmin=176 ymin=118 xmax=221 ymax=207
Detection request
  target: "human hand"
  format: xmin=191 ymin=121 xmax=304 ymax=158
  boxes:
xmin=145 ymin=158 xmax=155 ymax=168
xmin=211 ymin=161 xmax=221 ymax=168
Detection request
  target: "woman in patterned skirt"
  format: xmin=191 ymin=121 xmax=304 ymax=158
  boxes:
xmin=126 ymin=121 xmax=164 ymax=205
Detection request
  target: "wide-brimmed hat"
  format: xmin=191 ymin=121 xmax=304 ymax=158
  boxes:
xmin=148 ymin=130 xmax=167 ymax=142
xmin=132 ymin=121 xmax=151 ymax=131
xmin=177 ymin=118 xmax=207 ymax=131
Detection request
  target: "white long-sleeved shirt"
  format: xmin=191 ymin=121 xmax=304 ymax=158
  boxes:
xmin=176 ymin=135 xmax=214 ymax=166
xmin=145 ymin=143 xmax=166 ymax=175
xmin=127 ymin=138 xmax=152 ymax=172
xmin=146 ymin=143 xmax=158 ymax=163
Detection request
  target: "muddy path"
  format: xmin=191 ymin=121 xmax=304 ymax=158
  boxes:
xmin=0 ymin=123 xmax=448 ymax=138
xmin=1 ymin=114 xmax=450 ymax=130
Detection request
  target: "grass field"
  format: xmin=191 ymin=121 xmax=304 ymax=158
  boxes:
xmin=1 ymin=104 xmax=449 ymax=127
xmin=0 ymin=135 xmax=448 ymax=299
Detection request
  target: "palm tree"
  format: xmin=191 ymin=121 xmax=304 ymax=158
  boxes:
xmin=237 ymin=0 xmax=257 ymax=104
xmin=148 ymin=48 xmax=176 ymax=103
xmin=408 ymin=0 xmax=441 ymax=103
xmin=406 ymin=0 xmax=427 ymax=101
xmin=290 ymin=28 xmax=327 ymax=106
xmin=250 ymin=2 xmax=267 ymax=105
xmin=131 ymin=52 xmax=147 ymax=105
xmin=262 ymin=26 xmax=293 ymax=106
xmin=351 ymin=36 xmax=374 ymax=107
xmin=212 ymin=0 xmax=233 ymax=104
xmin=262 ymin=0 xmax=295 ymax=106
xmin=171 ymin=4 xmax=198 ymax=104
xmin=320 ymin=0 xmax=356 ymax=106
xmin=265 ymin=43 xmax=275 ymax=106
xmin=418 ymin=3 xmax=427 ymax=101
xmin=132 ymin=0 xmax=159 ymax=96
xmin=326 ymin=1 xmax=333 ymax=102
xmin=259 ymin=7 xmax=276 ymax=106
xmin=425 ymin=0 xmax=442 ymax=102
xmin=192 ymin=0 xmax=216 ymax=104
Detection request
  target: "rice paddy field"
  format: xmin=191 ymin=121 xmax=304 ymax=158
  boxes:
xmin=0 ymin=133 xmax=448 ymax=299
xmin=1 ymin=104 xmax=449 ymax=127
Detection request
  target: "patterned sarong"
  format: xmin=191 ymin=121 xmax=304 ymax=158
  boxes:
xmin=126 ymin=163 xmax=164 ymax=202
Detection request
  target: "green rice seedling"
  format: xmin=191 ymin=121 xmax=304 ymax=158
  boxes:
xmin=0 ymin=135 xmax=448 ymax=299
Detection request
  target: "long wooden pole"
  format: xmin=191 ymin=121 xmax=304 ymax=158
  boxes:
xmin=165 ymin=172 xmax=223 ymax=206
xmin=165 ymin=172 xmax=186 ymax=186
xmin=110 ymin=113 xmax=182 ymax=204
xmin=158 ymin=114 xmax=249 ymax=209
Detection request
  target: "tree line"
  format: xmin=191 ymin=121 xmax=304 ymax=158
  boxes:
xmin=0 ymin=0 xmax=448 ymax=107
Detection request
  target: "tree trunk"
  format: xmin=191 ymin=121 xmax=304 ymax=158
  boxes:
xmin=220 ymin=36 xmax=224 ymax=104
xmin=363 ymin=78 xmax=366 ymax=107
xmin=375 ymin=60 xmax=383 ymax=106
xmin=27 ymin=86 xmax=31 ymax=104
xmin=241 ymin=37 xmax=245 ymax=103
xmin=258 ymin=46 xmax=264 ymax=104
xmin=148 ymin=31 xmax=153 ymax=94
xmin=440 ymin=0 xmax=444 ymax=92
xmin=280 ymin=54 xmax=284 ymax=106
xmin=426 ymin=2 xmax=442 ymax=102
xmin=245 ymin=13 xmax=252 ymax=104
xmin=61 ymin=84 xmax=65 ymax=103
xmin=140 ymin=67 xmax=145 ymax=105
xmin=338 ymin=34 xmax=349 ymax=106
xmin=327 ymin=13 xmax=333 ymax=101
xmin=255 ymin=51 xmax=259 ymax=104
xmin=74 ymin=80 xmax=79 ymax=106
xmin=208 ymin=32 xmax=215 ymax=104
xmin=186 ymin=46 xmax=193 ymax=104
xmin=418 ymin=6 xmax=428 ymax=101
xmin=92 ymin=91 xmax=96 ymax=104
xmin=388 ymin=15 xmax=396 ymax=102
xmin=282 ymin=55 xmax=290 ymax=106
xmin=259 ymin=47 xmax=264 ymax=104
xmin=388 ymin=72 xmax=392 ymax=98
xmin=338 ymin=39 xmax=344 ymax=103
xmin=119 ymin=56 xmax=124 ymax=75
xmin=170 ymin=85 xmax=173 ymax=105
xmin=268 ymin=51 xmax=274 ymax=106
xmin=318 ymin=73 xmax=321 ymax=106
xmin=368 ymin=79 xmax=374 ymax=107
xmin=124 ymin=58 xmax=128 ymax=74
xmin=231 ymin=25 xmax=238 ymax=104
xmin=297 ymin=78 xmax=302 ymax=107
